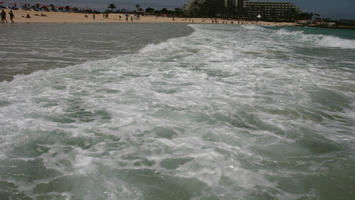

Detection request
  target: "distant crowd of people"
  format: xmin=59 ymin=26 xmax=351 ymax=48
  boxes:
xmin=1 ymin=9 xmax=15 ymax=23
xmin=87 ymin=13 xmax=140 ymax=22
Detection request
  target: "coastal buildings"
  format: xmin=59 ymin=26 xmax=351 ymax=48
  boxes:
xmin=224 ymin=0 xmax=246 ymax=10
xmin=225 ymin=0 xmax=301 ymax=20
xmin=245 ymin=1 xmax=301 ymax=19
xmin=185 ymin=0 xmax=304 ymax=20
xmin=224 ymin=0 xmax=237 ymax=8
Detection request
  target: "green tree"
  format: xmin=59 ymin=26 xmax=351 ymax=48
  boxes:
xmin=145 ymin=7 xmax=155 ymax=13
xmin=297 ymin=12 xmax=313 ymax=20
xmin=185 ymin=0 xmax=226 ymax=17
xmin=108 ymin=3 xmax=116 ymax=12
xmin=161 ymin=8 xmax=168 ymax=14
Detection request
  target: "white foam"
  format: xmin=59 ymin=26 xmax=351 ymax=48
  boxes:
xmin=275 ymin=28 xmax=355 ymax=49
xmin=1 ymin=24 xmax=355 ymax=199
xmin=241 ymin=24 xmax=266 ymax=31
xmin=318 ymin=35 xmax=355 ymax=49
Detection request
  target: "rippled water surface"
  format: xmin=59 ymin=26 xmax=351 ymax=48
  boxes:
xmin=0 ymin=23 xmax=355 ymax=200
xmin=0 ymin=23 xmax=192 ymax=81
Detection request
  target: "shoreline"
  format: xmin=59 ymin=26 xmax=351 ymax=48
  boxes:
xmin=0 ymin=9 xmax=297 ymax=26
xmin=306 ymin=24 xmax=355 ymax=30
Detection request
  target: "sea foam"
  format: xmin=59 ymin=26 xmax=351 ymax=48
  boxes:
xmin=275 ymin=28 xmax=355 ymax=49
xmin=1 ymin=24 xmax=355 ymax=200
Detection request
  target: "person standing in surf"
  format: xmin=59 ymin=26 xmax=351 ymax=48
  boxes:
xmin=1 ymin=9 xmax=7 ymax=23
xmin=9 ymin=10 xmax=14 ymax=23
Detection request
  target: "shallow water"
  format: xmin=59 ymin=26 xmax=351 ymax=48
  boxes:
xmin=0 ymin=24 xmax=355 ymax=200
xmin=0 ymin=23 xmax=193 ymax=81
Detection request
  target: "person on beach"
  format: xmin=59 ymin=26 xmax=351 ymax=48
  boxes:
xmin=93 ymin=14 xmax=95 ymax=20
xmin=26 ymin=13 xmax=31 ymax=19
xmin=1 ymin=9 xmax=7 ymax=23
xmin=9 ymin=10 xmax=14 ymax=23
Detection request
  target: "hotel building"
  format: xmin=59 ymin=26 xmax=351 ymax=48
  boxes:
xmin=225 ymin=0 xmax=301 ymax=19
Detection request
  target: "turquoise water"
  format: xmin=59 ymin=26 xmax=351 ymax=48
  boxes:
xmin=0 ymin=24 xmax=355 ymax=200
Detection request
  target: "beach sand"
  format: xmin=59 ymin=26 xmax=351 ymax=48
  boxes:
xmin=1 ymin=9 xmax=296 ymax=26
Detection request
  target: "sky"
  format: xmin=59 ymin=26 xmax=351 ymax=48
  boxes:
xmin=2 ymin=0 xmax=355 ymax=19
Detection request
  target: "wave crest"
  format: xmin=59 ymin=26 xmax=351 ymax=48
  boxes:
xmin=275 ymin=29 xmax=355 ymax=49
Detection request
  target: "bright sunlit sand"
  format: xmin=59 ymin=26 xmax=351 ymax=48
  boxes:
xmin=2 ymin=9 xmax=296 ymax=26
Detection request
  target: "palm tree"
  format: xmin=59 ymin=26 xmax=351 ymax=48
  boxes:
xmin=108 ymin=3 xmax=116 ymax=12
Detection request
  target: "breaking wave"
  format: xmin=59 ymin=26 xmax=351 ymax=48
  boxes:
xmin=1 ymin=24 xmax=355 ymax=200
xmin=275 ymin=28 xmax=355 ymax=49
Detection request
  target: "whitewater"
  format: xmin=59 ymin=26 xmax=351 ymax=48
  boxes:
xmin=0 ymin=24 xmax=355 ymax=200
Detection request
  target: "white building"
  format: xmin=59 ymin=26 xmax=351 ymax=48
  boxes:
xmin=224 ymin=0 xmax=247 ymax=9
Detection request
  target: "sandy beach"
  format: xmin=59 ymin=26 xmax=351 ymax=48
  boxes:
xmin=1 ymin=9 xmax=297 ymax=26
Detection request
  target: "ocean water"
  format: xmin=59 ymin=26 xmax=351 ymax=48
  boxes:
xmin=0 ymin=23 xmax=192 ymax=81
xmin=0 ymin=23 xmax=355 ymax=200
